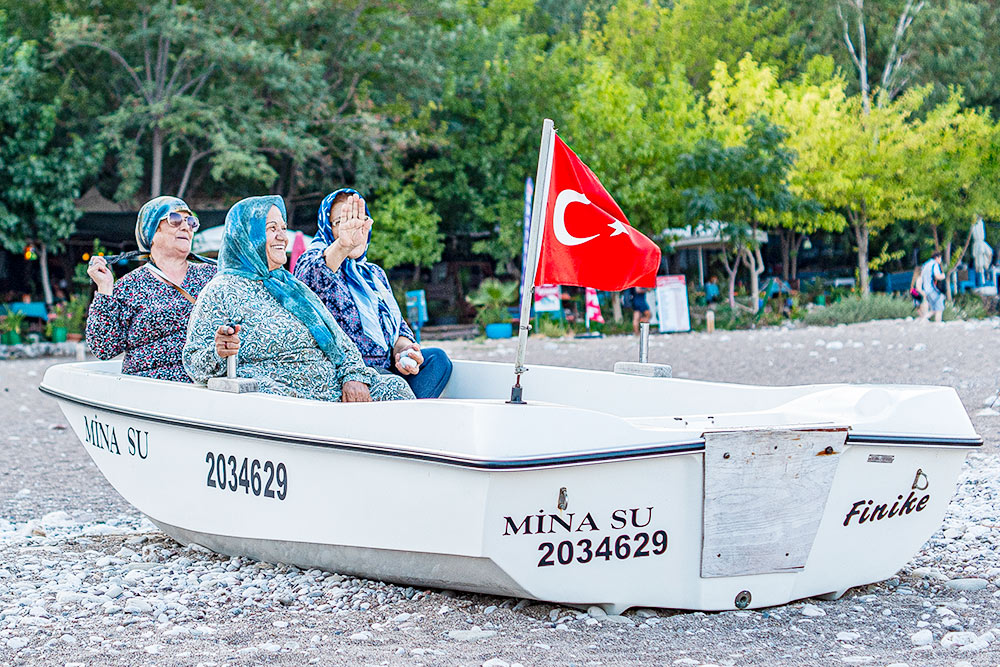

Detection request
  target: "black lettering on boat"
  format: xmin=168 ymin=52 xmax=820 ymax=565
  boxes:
xmin=84 ymin=415 xmax=120 ymax=455
xmin=504 ymin=516 xmax=533 ymax=536
xmin=844 ymin=491 xmax=931 ymax=526
xmin=127 ymin=428 xmax=149 ymax=459
xmin=630 ymin=507 xmax=653 ymax=528
xmin=610 ymin=509 xmax=627 ymax=530
xmin=503 ymin=510 xmax=601 ymax=536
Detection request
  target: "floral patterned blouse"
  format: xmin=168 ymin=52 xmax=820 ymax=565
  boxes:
xmin=182 ymin=273 xmax=413 ymax=402
xmin=293 ymin=247 xmax=415 ymax=370
xmin=86 ymin=263 xmax=216 ymax=382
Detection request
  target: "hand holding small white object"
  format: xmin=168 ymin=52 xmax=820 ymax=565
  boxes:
xmin=393 ymin=339 xmax=422 ymax=375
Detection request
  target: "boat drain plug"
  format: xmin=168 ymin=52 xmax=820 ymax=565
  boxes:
xmin=734 ymin=590 xmax=752 ymax=609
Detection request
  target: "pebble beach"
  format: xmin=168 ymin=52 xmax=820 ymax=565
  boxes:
xmin=1 ymin=317 xmax=999 ymax=666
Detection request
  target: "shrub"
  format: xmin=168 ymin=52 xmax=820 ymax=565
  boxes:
xmin=537 ymin=318 xmax=567 ymax=338
xmin=801 ymin=294 xmax=914 ymax=326
xmin=945 ymin=294 xmax=992 ymax=320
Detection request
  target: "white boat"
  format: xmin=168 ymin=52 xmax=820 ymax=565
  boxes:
xmin=40 ymin=359 xmax=980 ymax=612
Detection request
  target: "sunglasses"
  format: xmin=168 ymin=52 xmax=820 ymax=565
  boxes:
xmin=161 ymin=211 xmax=200 ymax=232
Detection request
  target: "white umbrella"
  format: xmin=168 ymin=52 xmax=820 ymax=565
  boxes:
xmin=971 ymin=217 xmax=993 ymax=278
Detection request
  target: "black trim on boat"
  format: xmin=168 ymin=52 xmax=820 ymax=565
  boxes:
xmin=39 ymin=385 xmax=705 ymax=470
xmin=846 ymin=434 xmax=983 ymax=447
xmin=39 ymin=385 xmax=984 ymax=470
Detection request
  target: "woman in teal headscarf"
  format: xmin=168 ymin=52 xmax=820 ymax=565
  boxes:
xmin=183 ymin=195 xmax=413 ymax=401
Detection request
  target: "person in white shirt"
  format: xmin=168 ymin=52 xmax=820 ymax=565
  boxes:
xmin=919 ymin=250 xmax=946 ymax=322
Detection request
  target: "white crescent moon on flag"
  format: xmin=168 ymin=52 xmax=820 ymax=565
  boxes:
xmin=553 ymin=189 xmax=600 ymax=246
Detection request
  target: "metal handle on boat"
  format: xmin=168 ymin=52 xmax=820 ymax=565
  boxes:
xmin=227 ymin=354 xmax=236 ymax=379
xmin=639 ymin=323 xmax=650 ymax=363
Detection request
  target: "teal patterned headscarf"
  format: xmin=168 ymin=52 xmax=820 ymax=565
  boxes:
xmin=218 ymin=195 xmax=345 ymax=365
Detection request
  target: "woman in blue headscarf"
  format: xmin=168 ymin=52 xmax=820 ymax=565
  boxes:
xmin=183 ymin=195 xmax=413 ymax=402
xmin=86 ymin=196 xmax=216 ymax=381
xmin=293 ymin=189 xmax=452 ymax=398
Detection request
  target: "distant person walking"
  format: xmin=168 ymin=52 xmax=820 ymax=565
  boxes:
xmin=632 ymin=286 xmax=652 ymax=335
xmin=919 ymin=250 xmax=946 ymax=323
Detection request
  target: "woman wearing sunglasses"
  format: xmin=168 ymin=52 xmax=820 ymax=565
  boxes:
xmin=85 ymin=196 xmax=216 ymax=381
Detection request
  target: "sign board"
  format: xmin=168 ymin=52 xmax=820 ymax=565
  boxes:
xmin=405 ymin=290 xmax=428 ymax=327
xmin=533 ymin=285 xmax=562 ymax=313
xmin=655 ymin=275 xmax=690 ymax=333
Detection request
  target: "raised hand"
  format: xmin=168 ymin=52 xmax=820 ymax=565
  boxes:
xmin=336 ymin=194 xmax=371 ymax=253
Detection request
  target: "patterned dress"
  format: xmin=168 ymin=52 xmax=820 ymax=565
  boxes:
xmin=86 ymin=263 xmax=216 ymax=382
xmin=293 ymin=247 xmax=416 ymax=370
xmin=183 ymin=273 xmax=413 ymax=401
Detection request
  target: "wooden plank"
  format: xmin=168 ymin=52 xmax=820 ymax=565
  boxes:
xmin=701 ymin=428 xmax=846 ymax=578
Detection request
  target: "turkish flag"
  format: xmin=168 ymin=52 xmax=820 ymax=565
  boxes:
xmin=534 ymin=135 xmax=660 ymax=290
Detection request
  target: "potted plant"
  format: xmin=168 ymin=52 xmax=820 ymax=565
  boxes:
xmin=65 ymin=294 xmax=89 ymax=342
xmin=1 ymin=309 xmax=26 ymax=345
xmin=47 ymin=302 xmax=70 ymax=343
xmin=467 ymin=278 xmax=518 ymax=339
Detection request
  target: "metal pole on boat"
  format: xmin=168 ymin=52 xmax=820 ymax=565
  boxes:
xmin=639 ymin=322 xmax=649 ymax=363
xmin=509 ymin=118 xmax=556 ymax=405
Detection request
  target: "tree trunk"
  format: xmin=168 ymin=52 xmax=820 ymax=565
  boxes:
xmin=151 ymin=125 xmax=163 ymax=198
xmin=944 ymin=238 xmax=953 ymax=298
xmin=853 ymin=216 xmax=870 ymax=296
xmin=741 ymin=244 xmax=766 ymax=315
xmin=611 ymin=292 xmax=623 ymax=323
xmin=38 ymin=243 xmax=54 ymax=306
xmin=779 ymin=229 xmax=791 ymax=282
xmin=790 ymin=233 xmax=805 ymax=282
xmin=719 ymin=247 xmax=739 ymax=309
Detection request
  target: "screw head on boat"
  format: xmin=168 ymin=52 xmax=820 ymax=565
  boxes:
xmin=734 ymin=590 xmax=752 ymax=609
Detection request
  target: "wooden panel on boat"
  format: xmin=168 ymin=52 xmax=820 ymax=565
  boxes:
xmin=701 ymin=428 xmax=847 ymax=578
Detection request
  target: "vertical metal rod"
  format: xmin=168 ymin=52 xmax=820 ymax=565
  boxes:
xmin=510 ymin=119 xmax=556 ymax=404
xmin=227 ymin=354 xmax=236 ymax=379
xmin=639 ymin=323 xmax=650 ymax=363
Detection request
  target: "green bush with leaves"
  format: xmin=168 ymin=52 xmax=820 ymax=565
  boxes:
xmin=801 ymin=294 xmax=915 ymax=326
xmin=467 ymin=278 xmax=518 ymax=328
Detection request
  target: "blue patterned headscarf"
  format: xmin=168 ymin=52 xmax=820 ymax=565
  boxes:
xmin=219 ymin=195 xmax=345 ymax=366
xmin=308 ymin=188 xmax=403 ymax=353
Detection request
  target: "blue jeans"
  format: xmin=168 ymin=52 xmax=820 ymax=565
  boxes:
xmin=384 ymin=347 xmax=453 ymax=398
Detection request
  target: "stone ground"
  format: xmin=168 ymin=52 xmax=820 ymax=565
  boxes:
xmin=1 ymin=317 xmax=1000 ymax=666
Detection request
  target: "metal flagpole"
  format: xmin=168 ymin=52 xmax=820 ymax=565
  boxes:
xmin=509 ymin=118 xmax=555 ymax=404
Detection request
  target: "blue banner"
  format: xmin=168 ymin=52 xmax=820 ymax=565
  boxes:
xmin=519 ymin=176 xmax=533 ymax=307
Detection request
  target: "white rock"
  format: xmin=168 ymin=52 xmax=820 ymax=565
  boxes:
xmin=964 ymin=525 xmax=989 ymax=539
xmin=349 ymin=631 xmax=372 ymax=641
xmin=910 ymin=629 xmax=933 ymax=646
xmin=837 ymin=631 xmax=860 ymax=641
xmin=448 ymin=627 xmax=496 ymax=641
xmin=587 ymin=606 xmax=607 ymax=618
xmin=6 ymin=637 xmax=28 ymax=650
xmin=945 ymin=579 xmax=988 ymax=592
xmin=124 ymin=598 xmax=152 ymax=614
xmin=260 ymin=642 xmax=281 ymax=652
xmin=826 ymin=341 xmax=844 ymax=350
xmin=958 ymin=640 xmax=990 ymax=652
xmin=482 ymin=660 xmax=510 ymax=667
xmin=941 ymin=631 xmax=978 ymax=648
xmin=602 ymin=614 xmax=634 ymax=625
xmin=800 ymin=603 xmax=825 ymax=617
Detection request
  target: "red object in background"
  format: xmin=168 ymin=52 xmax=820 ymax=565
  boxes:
xmin=288 ymin=232 xmax=307 ymax=273
xmin=534 ymin=134 xmax=660 ymax=290
xmin=584 ymin=287 xmax=605 ymax=324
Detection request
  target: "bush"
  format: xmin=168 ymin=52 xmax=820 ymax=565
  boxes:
xmin=945 ymin=294 xmax=992 ymax=321
xmin=537 ymin=318 xmax=567 ymax=338
xmin=801 ymin=294 xmax=914 ymax=326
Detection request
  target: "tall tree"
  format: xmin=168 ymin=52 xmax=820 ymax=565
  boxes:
xmin=677 ymin=117 xmax=799 ymax=312
xmin=50 ymin=1 xmax=327 ymax=202
xmin=0 ymin=18 xmax=101 ymax=304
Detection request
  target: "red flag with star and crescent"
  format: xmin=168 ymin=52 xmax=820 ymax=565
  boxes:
xmin=534 ymin=134 xmax=660 ymax=290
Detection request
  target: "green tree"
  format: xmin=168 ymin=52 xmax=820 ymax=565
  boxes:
xmin=0 ymin=17 xmax=101 ymax=304
xmin=50 ymin=1 xmax=326 ymax=202
xmin=909 ymin=91 xmax=1000 ymax=290
xmin=365 ymin=184 xmax=444 ymax=278
xmin=677 ymin=117 xmax=799 ymax=312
